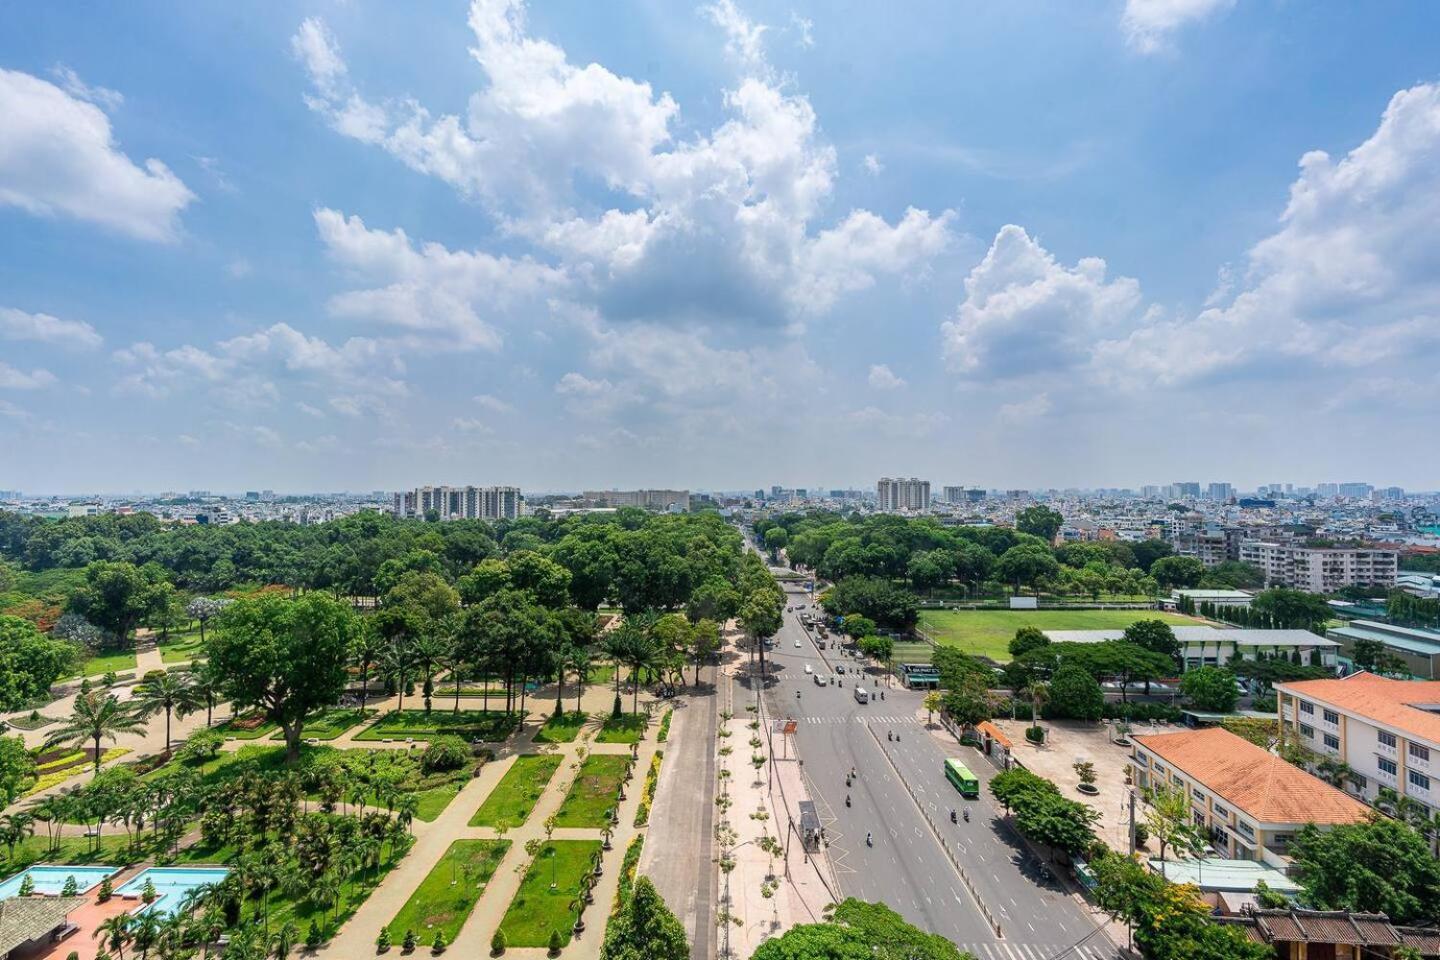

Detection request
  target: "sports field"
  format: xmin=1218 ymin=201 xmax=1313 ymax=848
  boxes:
xmin=916 ymin=609 xmax=1197 ymax=662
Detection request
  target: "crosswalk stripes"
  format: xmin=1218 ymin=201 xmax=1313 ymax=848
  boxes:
xmin=960 ymin=943 xmax=1115 ymax=960
xmin=794 ymin=715 xmax=920 ymax=724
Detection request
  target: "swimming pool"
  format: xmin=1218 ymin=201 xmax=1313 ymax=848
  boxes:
xmin=116 ymin=867 xmax=230 ymax=917
xmin=0 ymin=865 xmax=117 ymax=899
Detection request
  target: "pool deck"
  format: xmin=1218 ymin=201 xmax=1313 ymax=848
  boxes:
xmin=9 ymin=865 xmax=146 ymax=960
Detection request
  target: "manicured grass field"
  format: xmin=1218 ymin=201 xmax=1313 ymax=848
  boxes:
xmin=158 ymin=629 xmax=206 ymax=664
xmin=498 ymin=840 xmax=602 ymax=947
xmin=553 ymin=754 xmax=631 ymax=828
xmin=281 ymin=708 xmax=367 ymax=740
xmin=916 ymin=609 xmax=1198 ymax=662
xmin=595 ymin=713 xmax=647 ymax=744
xmin=215 ymin=710 xmax=279 ymax=739
xmin=72 ymin=649 xmax=137 ymax=678
xmin=534 ymin=712 xmax=589 ymax=744
xmin=386 ymin=840 xmax=510 ymax=944
xmin=353 ymin=709 xmax=520 ymax=742
xmin=470 ymin=754 xmax=563 ymax=828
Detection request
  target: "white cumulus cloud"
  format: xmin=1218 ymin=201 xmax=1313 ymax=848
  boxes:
xmin=0 ymin=68 xmax=194 ymax=241
xmin=1121 ymin=0 xmax=1235 ymax=54
xmin=0 ymin=307 xmax=103 ymax=349
xmin=868 ymin=364 xmax=905 ymax=390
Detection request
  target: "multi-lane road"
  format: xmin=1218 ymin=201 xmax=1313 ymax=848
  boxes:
xmin=750 ymin=573 xmax=1119 ymax=960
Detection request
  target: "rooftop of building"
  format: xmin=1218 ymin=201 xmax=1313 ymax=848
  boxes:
xmin=1146 ymin=857 xmax=1300 ymax=893
xmin=1045 ymin=626 xmax=1337 ymax=647
xmin=1171 ymin=588 xmax=1254 ymax=600
xmin=1132 ymin=727 xmax=1371 ymax=826
xmin=1328 ymin=620 xmax=1440 ymax=656
xmin=1278 ymin=672 xmax=1440 ymax=744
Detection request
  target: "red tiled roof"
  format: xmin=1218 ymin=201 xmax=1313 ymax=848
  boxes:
xmin=1278 ymin=673 xmax=1440 ymax=746
xmin=1132 ymin=727 xmax=1371 ymax=826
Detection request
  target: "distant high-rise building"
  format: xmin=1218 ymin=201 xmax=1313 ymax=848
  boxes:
xmin=877 ymin=478 xmax=930 ymax=513
xmin=583 ymin=489 xmax=690 ymax=512
xmin=1172 ymin=482 xmax=1201 ymax=498
xmin=1338 ymin=482 xmax=1373 ymax=498
xmin=245 ymin=491 xmax=260 ymax=501
xmin=1207 ymin=482 xmax=1234 ymax=501
xmin=393 ymin=485 xmax=521 ymax=520
xmin=1141 ymin=485 xmax=1161 ymax=499
xmin=942 ymin=485 xmax=966 ymax=505
xmin=0 ymin=490 xmax=22 ymax=500
xmin=1316 ymin=483 xmax=1339 ymax=497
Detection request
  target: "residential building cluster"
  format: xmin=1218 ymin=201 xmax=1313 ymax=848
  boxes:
xmin=391 ymin=485 xmax=522 ymax=520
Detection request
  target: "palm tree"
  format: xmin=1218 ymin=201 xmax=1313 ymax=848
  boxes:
xmin=95 ymin=913 xmax=134 ymax=959
xmin=132 ymin=670 xmax=201 ymax=756
xmin=271 ymin=920 xmax=300 ymax=960
xmin=187 ymin=666 xmax=224 ymax=727
xmin=381 ymin=639 xmax=415 ymax=714
xmin=395 ymin=793 xmax=419 ymax=834
xmin=0 ymin=812 xmax=34 ymax=859
xmin=351 ymin=625 xmax=385 ymax=715
xmin=1026 ymin=681 xmax=1050 ymax=736
xmin=44 ymin=691 xmax=147 ymax=774
xmin=409 ymin=631 xmax=449 ymax=715
xmin=565 ymin=645 xmax=596 ymax=715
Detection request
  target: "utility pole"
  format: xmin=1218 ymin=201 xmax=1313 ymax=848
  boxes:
xmin=1127 ymin=789 xmax=1137 ymax=856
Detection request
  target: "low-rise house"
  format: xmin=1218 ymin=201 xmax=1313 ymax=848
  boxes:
xmin=1276 ymin=673 xmax=1440 ymax=814
xmin=1045 ymin=625 xmax=1339 ymax=671
xmin=0 ymin=895 xmax=87 ymax=958
xmin=1326 ymin=620 xmax=1440 ymax=681
xmin=1130 ymin=727 xmax=1371 ymax=868
xmin=1218 ymin=908 xmax=1440 ymax=959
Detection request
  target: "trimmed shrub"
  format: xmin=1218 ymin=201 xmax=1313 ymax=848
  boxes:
xmin=421 ymin=735 xmax=470 ymax=773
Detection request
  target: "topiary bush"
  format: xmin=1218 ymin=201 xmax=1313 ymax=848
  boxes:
xmin=376 ymin=927 xmax=392 ymax=953
xmin=421 ymin=735 xmax=470 ymax=773
xmin=547 ymin=929 xmax=562 ymax=957
xmin=490 ymin=928 xmax=507 ymax=956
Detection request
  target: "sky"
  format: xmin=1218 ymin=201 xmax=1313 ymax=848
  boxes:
xmin=3 ymin=0 xmax=1440 ymax=494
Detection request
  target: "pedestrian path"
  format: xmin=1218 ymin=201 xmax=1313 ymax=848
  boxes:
xmin=794 ymin=714 xmax=921 ymax=725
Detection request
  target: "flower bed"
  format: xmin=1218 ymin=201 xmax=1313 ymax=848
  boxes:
xmin=633 ymin=751 xmax=663 ymax=827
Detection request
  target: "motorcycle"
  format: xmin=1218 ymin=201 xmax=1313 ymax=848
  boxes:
xmin=949 ymin=809 xmax=957 ymax=824
xmin=866 ymin=833 xmax=873 ymax=847
xmin=963 ymin=808 xmax=970 ymax=823
xmin=845 ymin=795 xmax=851 ymax=808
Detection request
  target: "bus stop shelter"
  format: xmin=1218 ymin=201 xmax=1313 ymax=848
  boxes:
xmin=798 ymin=800 xmax=822 ymax=850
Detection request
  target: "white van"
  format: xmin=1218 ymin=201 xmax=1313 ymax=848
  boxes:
xmin=813 ymin=672 xmax=826 ymax=686
xmin=804 ymin=663 xmax=813 ymax=674
xmin=854 ymin=686 xmax=870 ymax=704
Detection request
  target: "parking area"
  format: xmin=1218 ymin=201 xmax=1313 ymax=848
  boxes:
xmin=990 ymin=717 xmax=1180 ymax=851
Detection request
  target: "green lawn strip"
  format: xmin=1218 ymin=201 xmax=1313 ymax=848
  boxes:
xmin=70 ymin=649 xmax=138 ymax=678
xmin=352 ymin=709 xmax=520 ymax=742
xmin=0 ymin=833 xmax=141 ymax=873
xmin=586 ymin=663 xmax=617 ymax=687
xmin=158 ymin=631 xmax=206 ymax=664
xmin=215 ymin=710 xmax=280 ymax=739
xmin=595 ymin=713 xmax=648 ymax=744
xmin=4 ymin=714 xmax=57 ymax=731
xmin=553 ymin=754 xmax=631 ymax=828
xmin=613 ymin=835 xmax=644 ymax=916
xmin=916 ymin=609 xmax=1198 ymax=662
xmin=268 ymin=708 xmax=368 ymax=741
xmin=634 ymin=750 xmax=662 ymax=827
xmin=386 ymin=839 xmax=510 ymax=944
xmin=498 ymin=840 xmax=602 ymax=948
xmin=470 ymin=754 xmax=563 ymax=828
xmin=534 ymin=712 xmax=589 ymax=744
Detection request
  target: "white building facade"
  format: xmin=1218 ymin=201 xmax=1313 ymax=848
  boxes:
xmin=877 ymin=477 xmax=930 ymax=513
xmin=392 ymin=485 xmax=521 ymax=520
xmin=1239 ymin=540 xmax=1398 ymax=592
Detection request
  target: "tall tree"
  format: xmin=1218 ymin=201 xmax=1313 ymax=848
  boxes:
xmin=1015 ymin=505 xmax=1064 ymax=542
xmin=599 ymin=876 xmax=690 ymax=960
xmin=131 ymin=670 xmax=201 ymax=757
xmin=1291 ymin=816 xmax=1440 ymax=926
xmin=44 ymin=691 xmax=147 ymax=773
xmin=205 ymin=593 xmax=357 ymax=763
xmin=67 ymin=560 xmax=171 ymax=649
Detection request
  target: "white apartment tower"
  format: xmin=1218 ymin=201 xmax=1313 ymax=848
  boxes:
xmin=877 ymin=477 xmax=931 ymax=513
xmin=392 ymin=485 xmax=521 ymax=520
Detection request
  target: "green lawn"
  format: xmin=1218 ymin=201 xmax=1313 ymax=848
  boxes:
xmin=534 ymin=712 xmax=589 ymax=744
xmin=387 ymin=840 xmax=510 ymax=944
xmin=279 ymin=708 xmax=368 ymax=741
xmin=353 ymin=709 xmax=520 ymax=742
xmin=0 ymin=833 xmax=137 ymax=873
xmin=595 ymin=713 xmax=648 ymax=744
xmin=215 ymin=710 xmax=279 ymax=739
xmin=158 ymin=628 xmax=206 ymax=664
xmin=916 ymin=609 xmax=1198 ymax=662
xmin=71 ymin=649 xmax=138 ymax=678
xmin=470 ymin=754 xmax=563 ymax=828
xmin=553 ymin=754 xmax=631 ymax=828
xmin=498 ymin=840 xmax=602 ymax=948
xmin=889 ymin=640 xmax=934 ymax=666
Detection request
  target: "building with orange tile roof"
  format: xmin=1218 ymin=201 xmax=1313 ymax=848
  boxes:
xmin=1276 ymin=672 xmax=1440 ymax=818
xmin=1130 ymin=726 xmax=1370 ymax=867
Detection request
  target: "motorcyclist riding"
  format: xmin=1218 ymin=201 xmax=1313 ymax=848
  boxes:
xmin=866 ymin=832 xmax=873 ymax=846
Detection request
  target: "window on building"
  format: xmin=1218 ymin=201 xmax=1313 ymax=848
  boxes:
xmin=1192 ymin=788 xmax=1205 ymax=802
xmin=1410 ymin=770 xmax=1431 ymax=791
xmin=1300 ymin=724 xmax=1315 ymax=738
xmin=1299 ymin=700 xmax=1314 ymax=715
xmin=1323 ymin=709 xmax=1339 ymax=725
xmin=1237 ymin=820 xmax=1256 ymax=838
xmin=1323 ymin=733 xmax=1340 ymax=750
xmin=1378 ymin=731 xmax=1397 ymax=749
xmin=1379 ymin=758 xmax=1398 ymax=776
xmin=1135 ymin=753 xmax=1150 ymax=768
xmin=1350 ymin=773 xmax=1367 ymax=791
xmin=1154 ymin=764 xmax=1167 ymax=775
xmin=1411 ymin=743 xmax=1431 ymax=762
xmin=1171 ymin=774 xmax=1183 ymax=787
xmin=1213 ymin=804 xmax=1230 ymax=820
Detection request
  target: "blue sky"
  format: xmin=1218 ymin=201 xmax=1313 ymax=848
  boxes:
xmin=3 ymin=0 xmax=1439 ymax=494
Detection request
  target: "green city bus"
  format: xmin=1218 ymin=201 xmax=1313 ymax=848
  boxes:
xmin=944 ymin=758 xmax=980 ymax=798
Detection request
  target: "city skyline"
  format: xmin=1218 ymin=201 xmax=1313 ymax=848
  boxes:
xmin=5 ymin=2 xmax=1440 ymax=490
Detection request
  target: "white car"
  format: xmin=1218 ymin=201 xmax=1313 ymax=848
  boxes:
xmin=804 ymin=664 xmax=813 ymax=674
xmin=794 ymin=639 xmax=802 ymax=648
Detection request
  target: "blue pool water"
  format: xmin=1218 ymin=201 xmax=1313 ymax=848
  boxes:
xmin=0 ymin=865 xmax=117 ymax=899
xmin=117 ymin=867 xmax=231 ymax=917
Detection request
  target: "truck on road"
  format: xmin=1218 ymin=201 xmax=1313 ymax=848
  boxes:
xmin=854 ymin=686 xmax=870 ymax=704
